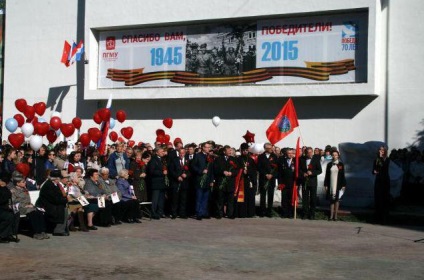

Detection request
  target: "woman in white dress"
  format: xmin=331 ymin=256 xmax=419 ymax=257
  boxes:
xmin=324 ymin=150 xmax=347 ymax=221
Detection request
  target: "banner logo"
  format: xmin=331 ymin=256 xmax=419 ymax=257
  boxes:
xmin=106 ymin=36 xmax=116 ymax=50
xmin=278 ymin=116 xmax=291 ymax=133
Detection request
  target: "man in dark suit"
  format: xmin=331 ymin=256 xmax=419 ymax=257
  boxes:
xmin=278 ymin=148 xmax=296 ymax=218
xmin=257 ymin=143 xmax=279 ymax=217
xmin=185 ymin=143 xmax=197 ymax=217
xmin=168 ymin=147 xmax=190 ymax=219
xmin=191 ymin=142 xmax=214 ymax=220
xmin=147 ymin=147 xmax=167 ymax=219
xmin=299 ymin=147 xmax=322 ymax=220
xmin=36 ymin=169 xmax=69 ymax=236
xmin=213 ymin=145 xmax=238 ymax=219
xmin=237 ymin=143 xmax=257 ymax=218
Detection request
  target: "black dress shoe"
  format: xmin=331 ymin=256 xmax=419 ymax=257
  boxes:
xmin=216 ymin=216 xmax=222 ymax=219
xmin=196 ymin=216 xmax=202 ymax=221
xmin=179 ymin=216 xmax=188 ymax=219
xmin=53 ymin=232 xmax=70 ymax=236
xmin=7 ymin=236 xmax=20 ymax=243
xmin=0 ymin=238 xmax=10 ymax=243
xmin=171 ymin=215 xmax=177 ymax=219
xmin=152 ymin=216 xmax=160 ymax=220
xmin=87 ymin=226 xmax=98 ymax=230
xmin=134 ymin=219 xmax=142 ymax=223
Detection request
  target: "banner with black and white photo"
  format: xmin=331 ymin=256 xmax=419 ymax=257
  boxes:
xmin=98 ymin=11 xmax=368 ymax=89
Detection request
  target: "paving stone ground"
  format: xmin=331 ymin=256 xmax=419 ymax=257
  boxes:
xmin=0 ymin=217 xmax=423 ymax=280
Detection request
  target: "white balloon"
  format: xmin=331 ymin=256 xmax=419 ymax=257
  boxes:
xmin=29 ymin=135 xmax=43 ymax=151
xmin=51 ymin=111 xmax=61 ymax=118
xmin=21 ymin=123 xmax=34 ymax=138
xmin=249 ymin=143 xmax=265 ymax=154
xmin=212 ymin=116 xmax=221 ymax=127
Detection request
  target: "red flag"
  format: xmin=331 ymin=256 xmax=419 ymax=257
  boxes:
xmin=61 ymin=41 xmax=71 ymax=66
xmin=266 ymin=98 xmax=299 ymax=145
xmin=292 ymin=137 xmax=300 ymax=206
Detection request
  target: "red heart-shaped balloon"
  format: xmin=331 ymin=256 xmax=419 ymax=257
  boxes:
xmin=120 ymin=127 xmax=133 ymax=140
xmin=127 ymin=140 xmax=135 ymax=147
xmin=163 ymin=118 xmax=173 ymax=129
xmin=88 ymin=127 xmax=102 ymax=142
xmin=60 ymin=123 xmax=75 ymax=138
xmin=38 ymin=122 xmax=50 ymax=136
xmin=8 ymin=133 xmax=25 ymax=149
xmin=156 ymin=135 xmax=165 ymax=144
xmin=15 ymin=99 xmax=27 ymax=113
xmin=156 ymin=129 xmax=165 ymax=136
xmin=164 ymin=134 xmax=171 ymax=143
xmin=14 ymin=114 xmax=25 ymax=127
xmin=24 ymin=105 xmax=36 ymax=121
xmin=16 ymin=163 xmax=30 ymax=177
xmin=33 ymin=102 xmax=46 ymax=116
xmin=79 ymin=133 xmax=91 ymax=147
xmin=109 ymin=131 xmax=118 ymax=142
xmin=98 ymin=108 xmax=111 ymax=122
xmin=50 ymin=116 xmax=62 ymax=130
xmin=117 ymin=137 xmax=124 ymax=143
xmin=116 ymin=110 xmax=126 ymax=123
xmin=72 ymin=117 xmax=82 ymax=129
xmin=46 ymin=129 xmax=58 ymax=143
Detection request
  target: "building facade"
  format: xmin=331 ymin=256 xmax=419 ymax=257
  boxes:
xmin=2 ymin=0 xmax=423 ymax=150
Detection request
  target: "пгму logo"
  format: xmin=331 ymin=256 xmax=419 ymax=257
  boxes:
xmin=278 ymin=116 xmax=291 ymax=133
xmin=106 ymin=36 xmax=116 ymax=50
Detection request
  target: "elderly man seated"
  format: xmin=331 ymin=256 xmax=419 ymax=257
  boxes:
xmin=98 ymin=167 xmax=123 ymax=225
xmin=36 ymin=169 xmax=69 ymax=236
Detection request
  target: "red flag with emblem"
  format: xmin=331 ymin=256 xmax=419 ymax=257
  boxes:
xmin=61 ymin=40 xmax=71 ymax=66
xmin=266 ymin=98 xmax=299 ymax=145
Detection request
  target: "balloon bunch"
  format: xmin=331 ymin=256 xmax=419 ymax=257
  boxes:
xmin=5 ymin=98 xmax=82 ymax=151
xmin=154 ymin=118 xmax=173 ymax=145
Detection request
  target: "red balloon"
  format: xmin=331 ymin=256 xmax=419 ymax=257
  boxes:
xmin=33 ymin=122 xmax=41 ymax=135
xmin=33 ymin=102 xmax=46 ymax=116
xmin=8 ymin=133 xmax=25 ymax=149
xmin=50 ymin=116 xmax=62 ymax=130
xmin=88 ymin=127 xmax=102 ymax=142
xmin=164 ymin=134 xmax=171 ymax=143
xmin=109 ymin=131 xmax=118 ymax=142
xmin=98 ymin=108 xmax=111 ymax=122
xmin=120 ymin=127 xmax=133 ymax=140
xmin=156 ymin=135 xmax=165 ymax=144
xmin=16 ymin=163 xmax=30 ymax=177
xmin=14 ymin=114 xmax=25 ymax=127
xmin=79 ymin=133 xmax=91 ymax=147
xmin=38 ymin=123 xmax=50 ymax=136
xmin=163 ymin=118 xmax=173 ymax=129
xmin=117 ymin=137 xmax=124 ymax=143
xmin=116 ymin=110 xmax=126 ymax=123
xmin=127 ymin=140 xmax=135 ymax=147
xmin=156 ymin=129 xmax=165 ymax=136
xmin=46 ymin=129 xmax=58 ymax=143
xmin=93 ymin=112 xmax=102 ymax=124
xmin=60 ymin=123 xmax=75 ymax=138
xmin=15 ymin=99 xmax=27 ymax=113
xmin=24 ymin=105 xmax=36 ymax=121
xmin=72 ymin=117 xmax=82 ymax=129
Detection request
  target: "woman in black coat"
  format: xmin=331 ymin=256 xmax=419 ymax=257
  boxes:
xmin=0 ymin=180 xmax=19 ymax=243
xmin=372 ymin=146 xmax=391 ymax=224
xmin=324 ymin=150 xmax=346 ymax=221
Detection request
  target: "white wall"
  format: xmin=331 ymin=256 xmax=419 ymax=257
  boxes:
xmin=387 ymin=0 xmax=424 ymax=149
xmin=2 ymin=0 xmax=421 ymax=150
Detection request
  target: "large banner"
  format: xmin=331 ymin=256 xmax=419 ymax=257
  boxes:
xmin=98 ymin=11 xmax=368 ymax=89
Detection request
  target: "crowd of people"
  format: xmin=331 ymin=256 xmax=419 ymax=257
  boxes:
xmin=0 ymin=136 xmax=421 ymax=243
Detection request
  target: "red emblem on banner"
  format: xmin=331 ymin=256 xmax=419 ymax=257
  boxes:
xmin=106 ymin=36 xmax=116 ymax=50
